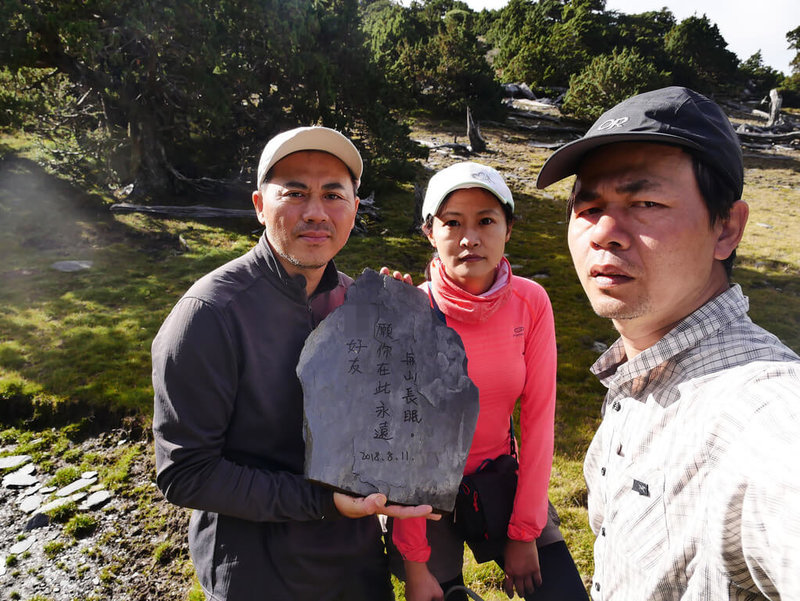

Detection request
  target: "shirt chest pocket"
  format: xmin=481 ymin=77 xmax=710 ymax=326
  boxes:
xmin=608 ymin=468 xmax=669 ymax=570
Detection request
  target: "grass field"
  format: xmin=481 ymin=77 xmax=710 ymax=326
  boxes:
xmin=2 ymin=113 xmax=799 ymax=599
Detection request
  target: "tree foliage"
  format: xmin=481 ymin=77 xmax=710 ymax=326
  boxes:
xmin=488 ymin=1 xmax=749 ymax=102
xmin=488 ymin=0 xmax=612 ymax=90
xmin=0 ymin=0 xmax=420 ymax=197
xmin=664 ymin=15 xmax=739 ymax=93
xmin=562 ymin=47 xmax=670 ymax=121
xmin=787 ymin=26 xmax=800 ymax=75
xmin=1 ymin=0 xmax=793 ymax=195
xmin=739 ymin=51 xmax=784 ymax=98
xmin=360 ymin=0 xmax=502 ymax=119
xmin=609 ymin=8 xmax=676 ymax=74
xmin=779 ymin=26 xmax=800 ymax=106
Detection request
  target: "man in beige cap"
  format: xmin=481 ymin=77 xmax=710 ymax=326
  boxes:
xmin=152 ymin=127 xmax=436 ymax=601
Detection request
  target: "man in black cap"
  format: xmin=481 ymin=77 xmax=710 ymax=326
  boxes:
xmin=537 ymin=87 xmax=800 ymax=600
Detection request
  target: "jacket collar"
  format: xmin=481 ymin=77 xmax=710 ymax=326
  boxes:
xmin=427 ymin=256 xmax=514 ymax=324
xmin=253 ymin=232 xmax=340 ymax=301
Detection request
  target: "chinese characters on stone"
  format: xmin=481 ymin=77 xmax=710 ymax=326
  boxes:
xmin=344 ymin=319 xmax=422 ymax=462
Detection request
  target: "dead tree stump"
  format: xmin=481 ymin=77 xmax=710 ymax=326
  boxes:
xmin=466 ymin=107 xmax=486 ymax=153
xmin=767 ymin=88 xmax=783 ymax=127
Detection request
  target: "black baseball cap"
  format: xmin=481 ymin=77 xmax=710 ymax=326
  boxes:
xmin=535 ymin=86 xmax=743 ymax=197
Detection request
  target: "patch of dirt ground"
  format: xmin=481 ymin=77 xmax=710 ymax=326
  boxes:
xmin=0 ymin=431 xmax=194 ymax=601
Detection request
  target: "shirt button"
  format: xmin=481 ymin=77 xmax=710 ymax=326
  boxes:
xmin=612 ymin=401 xmax=621 ymax=411
xmin=595 ymin=582 xmax=601 ymax=591
xmin=601 ymin=527 xmax=606 ymax=536
xmin=601 ymin=467 xmax=606 ymax=476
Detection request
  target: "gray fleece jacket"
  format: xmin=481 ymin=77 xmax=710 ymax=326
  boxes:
xmin=151 ymin=233 xmax=391 ymax=601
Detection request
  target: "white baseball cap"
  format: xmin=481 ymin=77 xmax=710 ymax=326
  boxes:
xmin=422 ymin=162 xmax=514 ymax=221
xmin=256 ymin=126 xmax=363 ymax=187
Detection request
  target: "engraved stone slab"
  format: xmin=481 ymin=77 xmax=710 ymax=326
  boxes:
xmin=298 ymin=269 xmax=479 ymax=512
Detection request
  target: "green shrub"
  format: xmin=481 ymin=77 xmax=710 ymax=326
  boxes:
xmin=153 ymin=541 xmax=174 ymax=564
xmin=43 ymin=540 xmax=66 ymax=559
xmin=46 ymin=502 xmax=77 ymax=524
xmin=48 ymin=465 xmax=82 ymax=488
xmin=780 ymin=73 xmax=800 ymax=108
xmin=563 ymin=47 xmax=670 ymax=121
xmin=64 ymin=514 xmax=97 ymax=539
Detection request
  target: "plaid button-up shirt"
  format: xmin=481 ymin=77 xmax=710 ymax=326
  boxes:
xmin=584 ymin=285 xmax=800 ymax=600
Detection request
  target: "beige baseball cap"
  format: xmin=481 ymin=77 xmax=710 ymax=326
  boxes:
xmin=256 ymin=126 xmax=363 ymax=187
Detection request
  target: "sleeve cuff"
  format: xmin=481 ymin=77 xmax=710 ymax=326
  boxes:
xmin=400 ymin=546 xmax=432 ymax=563
xmin=507 ymin=522 xmax=539 ymax=543
xmin=319 ymin=490 xmax=343 ymax=521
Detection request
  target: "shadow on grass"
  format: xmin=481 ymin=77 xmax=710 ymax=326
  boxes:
xmin=742 ymin=151 xmax=800 ymax=173
xmin=0 ymin=155 xmax=257 ymax=431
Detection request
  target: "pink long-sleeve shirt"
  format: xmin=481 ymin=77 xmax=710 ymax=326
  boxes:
xmin=392 ymin=258 xmax=557 ymax=562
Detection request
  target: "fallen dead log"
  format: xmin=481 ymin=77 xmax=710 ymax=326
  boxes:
xmin=506 ymin=118 xmax=584 ymax=136
xmin=529 ymin=141 xmax=569 ymax=149
xmin=110 ymin=191 xmax=381 ymax=227
xmin=506 ymin=98 xmax=561 ymax=112
xmin=742 ymin=150 xmax=797 ymax=160
xmin=505 ymin=109 xmax=563 ymax=124
xmin=428 ymin=142 xmax=472 ymax=156
xmin=110 ymin=203 xmax=254 ymax=218
xmin=736 ymin=130 xmax=800 ymax=143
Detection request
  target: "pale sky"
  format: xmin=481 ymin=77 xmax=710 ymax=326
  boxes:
xmin=455 ymin=0 xmax=798 ymax=75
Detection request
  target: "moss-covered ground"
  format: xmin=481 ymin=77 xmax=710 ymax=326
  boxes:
xmin=2 ymin=111 xmax=799 ymax=599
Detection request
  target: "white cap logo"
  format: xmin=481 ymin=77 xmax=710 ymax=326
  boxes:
xmin=597 ymin=117 xmax=629 ymax=131
xmin=471 ymin=170 xmax=492 ymax=183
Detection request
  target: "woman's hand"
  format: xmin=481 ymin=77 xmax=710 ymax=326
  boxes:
xmin=503 ymin=538 xmax=541 ymax=598
xmin=333 ymin=492 xmax=441 ymax=520
xmin=379 ymin=266 xmax=414 ymax=285
xmin=404 ymin=560 xmax=444 ymax=601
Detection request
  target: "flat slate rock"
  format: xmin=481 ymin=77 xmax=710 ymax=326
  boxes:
xmin=51 ymin=260 xmax=93 ymax=272
xmin=80 ymin=490 xmax=112 ymax=510
xmin=19 ymin=494 xmax=43 ymax=514
xmin=298 ymin=269 xmax=479 ymax=512
xmin=55 ymin=476 xmax=97 ymax=498
xmin=0 ymin=455 xmax=32 ymax=470
xmin=9 ymin=537 xmax=35 ymax=555
xmin=2 ymin=472 xmax=39 ymax=488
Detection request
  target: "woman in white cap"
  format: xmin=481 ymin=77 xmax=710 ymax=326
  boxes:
xmin=384 ymin=162 xmax=587 ymax=601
